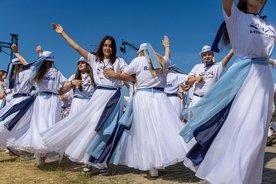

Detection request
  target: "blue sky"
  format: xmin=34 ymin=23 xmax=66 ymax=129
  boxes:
xmin=0 ymin=0 xmax=276 ymax=81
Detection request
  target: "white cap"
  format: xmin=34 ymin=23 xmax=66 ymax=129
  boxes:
xmin=42 ymin=51 xmax=56 ymax=61
xmin=199 ymin=45 xmax=213 ymax=55
xmin=137 ymin=43 xmax=147 ymax=54
xmin=75 ymin=57 xmax=87 ymax=64
xmin=11 ymin=58 xmax=21 ymax=65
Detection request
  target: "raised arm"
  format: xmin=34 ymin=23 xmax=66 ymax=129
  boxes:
xmin=52 ymin=23 xmax=88 ymax=60
xmin=162 ymin=35 xmax=170 ymax=59
xmin=222 ymin=0 xmax=233 ymax=17
xmin=11 ymin=43 xmax=28 ymax=65
xmin=36 ymin=45 xmax=43 ymax=56
xmin=221 ymin=49 xmax=234 ymax=68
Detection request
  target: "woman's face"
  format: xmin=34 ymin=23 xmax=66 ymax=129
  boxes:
xmin=102 ymin=40 xmax=113 ymax=59
xmin=77 ymin=61 xmax=87 ymax=72
xmin=246 ymin=0 xmax=266 ymax=14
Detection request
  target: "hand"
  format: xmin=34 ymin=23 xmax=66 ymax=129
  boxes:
xmin=11 ymin=43 xmax=18 ymax=53
xmin=103 ymin=68 xmax=117 ymax=78
xmin=182 ymin=85 xmax=191 ymax=92
xmin=196 ymin=76 xmax=204 ymax=82
xmin=71 ymin=79 xmax=82 ymax=88
xmin=30 ymin=90 xmax=38 ymax=96
xmin=52 ymin=23 xmax=64 ymax=34
xmin=36 ymin=45 xmax=42 ymax=53
xmin=4 ymin=89 xmax=12 ymax=94
xmin=162 ymin=35 xmax=170 ymax=48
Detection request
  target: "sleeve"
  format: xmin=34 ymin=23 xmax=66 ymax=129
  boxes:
xmin=87 ymin=52 xmax=96 ymax=66
xmin=223 ymin=2 xmax=240 ymax=31
xmin=123 ymin=57 xmax=139 ymax=75
xmin=68 ymin=74 xmax=75 ymax=81
xmin=117 ymin=57 xmax=128 ymax=72
xmin=189 ymin=65 xmax=198 ymax=76
xmin=177 ymin=74 xmax=188 ymax=84
xmin=58 ymin=71 xmax=68 ymax=85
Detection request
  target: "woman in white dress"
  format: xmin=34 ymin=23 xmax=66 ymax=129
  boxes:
xmin=66 ymin=57 xmax=96 ymax=116
xmin=109 ymin=43 xmax=195 ymax=178
xmin=180 ymin=0 xmax=275 ymax=183
xmin=10 ymin=50 xmax=68 ymax=166
xmin=0 ymin=53 xmax=32 ymax=153
xmin=41 ymin=23 xmax=130 ymax=175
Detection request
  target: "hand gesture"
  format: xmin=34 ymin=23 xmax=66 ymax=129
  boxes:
xmin=36 ymin=45 xmax=43 ymax=55
xmin=11 ymin=43 xmax=18 ymax=53
xmin=52 ymin=23 xmax=64 ymax=34
xmin=162 ymin=35 xmax=170 ymax=48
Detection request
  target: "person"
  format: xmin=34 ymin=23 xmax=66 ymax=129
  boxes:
xmin=163 ymin=35 xmax=203 ymax=120
xmin=267 ymin=83 xmax=276 ymax=146
xmin=180 ymin=0 xmax=275 ymax=183
xmin=0 ymin=54 xmax=32 ymax=157
xmin=66 ymin=56 xmax=96 ymax=116
xmin=10 ymin=48 xmax=70 ymax=166
xmin=107 ymin=43 xmax=195 ymax=178
xmin=188 ymin=45 xmax=234 ymax=107
xmin=41 ymin=23 xmax=130 ymax=174
xmin=0 ymin=70 xmax=7 ymax=108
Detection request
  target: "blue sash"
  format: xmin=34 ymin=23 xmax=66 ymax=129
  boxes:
xmin=3 ymin=96 xmax=36 ymax=131
xmin=180 ymin=57 xmax=268 ymax=143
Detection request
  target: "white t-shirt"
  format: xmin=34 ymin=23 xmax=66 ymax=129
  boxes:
xmin=124 ymin=56 xmax=169 ymax=89
xmin=13 ymin=69 xmax=32 ymax=94
xmin=68 ymin=73 xmax=95 ymax=97
xmin=87 ymin=53 xmax=127 ymax=87
xmin=34 ymin=68 xmax=67 ymax=93
xmin=189 ymin=62 xmax=223 ymax=95
xmin=165 ymin=73 xmax=188 ymax=94
xmin=223 ymin=3 xmax=275 ymax=59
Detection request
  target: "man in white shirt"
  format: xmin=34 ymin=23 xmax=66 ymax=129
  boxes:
xmin=189 ymin=45 xmax=233 ymax=107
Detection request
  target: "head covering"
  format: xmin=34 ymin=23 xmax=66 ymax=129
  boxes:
xmin=199 ymin=45 xmax=213 ymax=56
xmin=42 ymin=51 xmax=55 ymax=61
xmin=12 ymin=58 xmax=21 ymax=65
xmin=75 ymin=57 xmax=87 ymax=64
xmin=137 ymin=43 xmax=147 ymax=54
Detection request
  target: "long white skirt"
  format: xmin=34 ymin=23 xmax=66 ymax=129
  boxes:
xmin=190 ymin=63 xmax=273 ymax=184
xmin=117 ymin=91 xmax=195 ymax=171
xmin=69 ymin=97 xmax=90 ymax=116
xmin=41 ymin=89 xmax=124 ymax=164
xmin=11 ymin=94 xmax=61 ymax=157
xmin=0 ymin=96 xmax=32 ymax=150
xmin=168 ymin=96 xmax=184 ymax=120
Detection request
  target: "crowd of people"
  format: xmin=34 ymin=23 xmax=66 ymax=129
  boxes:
xmin=0 ymin=0 xmax=275 ymax=183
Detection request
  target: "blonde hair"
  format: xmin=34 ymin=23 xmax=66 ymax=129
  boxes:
xmin=138 ymin=52 xmax=166 ymax=76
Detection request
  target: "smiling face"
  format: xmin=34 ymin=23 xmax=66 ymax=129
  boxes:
xmin=102 ymin=40 xmax=113 ymax=59
xmin=77 ymin=61 xmax=88 ymax=73
xmin=201 ymin=51 xmax=214 ymax=64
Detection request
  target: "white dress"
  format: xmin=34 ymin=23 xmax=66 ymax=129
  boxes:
xmin=165 ymin=72 xmax=188 ymax=120
xmin=11 ymin=68 xmax=67 ymax=157
xmin=41 ymin=53 xmax=127 ymax=164
xmin=116 ymin=56 xmax=194 ymax=171
xmin=67 ymin=73 xmax=95 ymax=115
xmin=185 ymin=4 xmax=276 ymax=184
xmin=0 ymin=69 xmax=32 ymax=150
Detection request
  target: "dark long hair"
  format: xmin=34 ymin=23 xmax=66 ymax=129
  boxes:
xmin=91 ymin=36 xmax=117 ymax=65
xmin=73 ymin=62 xmax=95 ymax=92
xmin=32 ymin=60 xmax=53 ymax=84
xmin=222 ymin=0 xmax=267 ymax=46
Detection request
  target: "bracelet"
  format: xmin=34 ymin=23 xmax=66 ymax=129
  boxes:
xmin=70 ymin=80 xmax=74 ymax=86
xmin=274 ymin=59 xmax=276 ymax=65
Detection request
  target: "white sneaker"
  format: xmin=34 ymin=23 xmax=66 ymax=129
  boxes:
xmin=149 ymin=168 xmax=158 ymax=178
